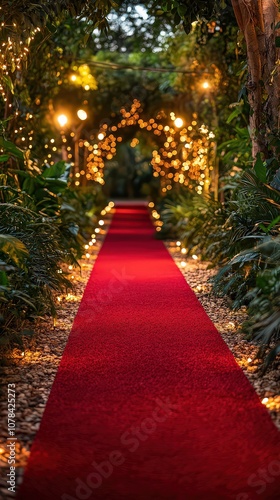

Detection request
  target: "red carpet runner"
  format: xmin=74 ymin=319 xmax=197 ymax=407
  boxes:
xmin=18 ymin=204 xmax=280 ymax=500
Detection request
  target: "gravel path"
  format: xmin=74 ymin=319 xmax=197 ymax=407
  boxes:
xmin=0 ymin=209 xmax=279 ymax=499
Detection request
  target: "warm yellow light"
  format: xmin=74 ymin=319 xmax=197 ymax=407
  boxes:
xmin=176 ymin=241 xmax=181 ymax=246
xmin=70 ymin=74 xmax=77 ymax=81
xmin=98 ymin=133 xmax=105 ymax=140
xmin=174 ymin=117 xmax=184 ymax=128
xmin=202 ymin=81 xmax=210 ymax=89
xmin=57 ymin=114 xmax=68 ymax=128
xmin=262 ymin=397 xmax=269 ymax=405
xmin=77 ymin=109 xmax=87 ymax=121
xmin=192 ymin=254 xmax=198 ymax=260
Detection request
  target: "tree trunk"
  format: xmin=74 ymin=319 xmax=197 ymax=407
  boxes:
xmin=231 ymin=0 xmax=280 ymax=160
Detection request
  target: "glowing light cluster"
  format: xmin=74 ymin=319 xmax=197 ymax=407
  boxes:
xmin=85 ymin=99 xmax=142 ymax=184
xmin=150 ymin=114 xmax=215 ymax=195
xmin=0 ymin=23 xmax=41 ymax=104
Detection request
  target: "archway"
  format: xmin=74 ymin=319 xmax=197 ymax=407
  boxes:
xmin=73 ymin=99 xmax=217 ymax=199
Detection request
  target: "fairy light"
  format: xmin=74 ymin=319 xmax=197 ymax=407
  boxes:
xmin=82 ymin=99 xmax=214 ymax=192
xmin=0 ymin=23 xmax=41 ymax=103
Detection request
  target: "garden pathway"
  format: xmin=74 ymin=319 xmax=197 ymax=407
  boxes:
xmin=17 ymin=204 xmax=280 ymax=500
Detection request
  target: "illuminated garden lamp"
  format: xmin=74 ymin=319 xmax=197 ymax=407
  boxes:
xmin=57 ymin=114 xmax=68 ymax=128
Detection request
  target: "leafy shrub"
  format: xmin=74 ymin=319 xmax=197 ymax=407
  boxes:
xmin=160 ymin=189 xmax=230 ymax=265
xmin=0 ymin=137 xmax=107 ymax=356
xmin=157 ymin=168 xmax=280 ymax=369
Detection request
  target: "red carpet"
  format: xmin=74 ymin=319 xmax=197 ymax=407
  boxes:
xmin=18 ymin=204 xmax=280 ymax=500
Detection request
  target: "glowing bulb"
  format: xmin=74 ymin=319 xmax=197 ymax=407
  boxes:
xmin=77 ymin=109 xmax=87 ymax=121
xmin=181 ymin=248 xmax=187 ymax=254
xmin=180 ymin=261 xmax=186 ymax=268
xmin=98 ymin=133 xmax=105 ymax=140
xmin=174 ymin=117 xmax=184 ymax=128
xmin=202 ymin=81 xmax=210 ymax=89
xmin=108 ymin=201 xmax=114 ymax=208
xmin=99 ymin=220 xmax=104 ymax=226
xmin=86 ymin=253 xmax=90 ymax=258
xmin=262 ymin=398 xmax=269 ymax=405
xmin=247 ymin=358 xmax=252 ymax=363
xmin=148 ymin=202 xmax=155 ymax=208
xmin=192 ymin=254 xmax=198 ymax=260
xmin=176 ymin=241 xmax=181 ymax=247
xmin=57 ymin=114 xmax=68 ymax=128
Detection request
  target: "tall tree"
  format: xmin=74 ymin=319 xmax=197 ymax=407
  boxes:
xmin=157 ymin=0 xmax=280 ymax=162
xmin=231 ymin=0 xmax=280 ymax=158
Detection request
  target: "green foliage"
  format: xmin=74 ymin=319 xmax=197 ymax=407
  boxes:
xmin=0 ymin=133 xmax=107 ymax=357
xmin=218 ymin=126 xmax=252 ymax=172
xmin=0 ymin=202 xmax=72 ymax=351
xmin=156 ymin=0 xmax=225 ymax=33
xmin=240 ymin=237 xmax=280 ymax=371
xmin=158 ymin=164 xmax=280 ymax=370
xmin=160 ymin=187 xmax=230 ymax=265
